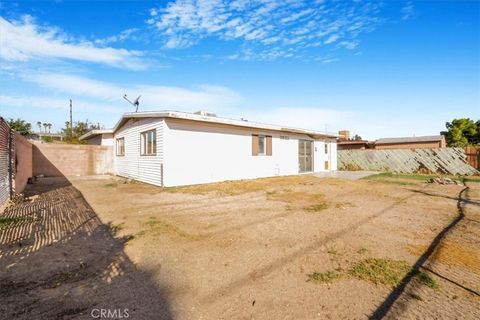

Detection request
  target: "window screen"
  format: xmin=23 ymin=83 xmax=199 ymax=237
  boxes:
xmin=116 ymin=138 xmax=125 ymax=156
xmin=141 ymin=130 xmax=156 ymax=155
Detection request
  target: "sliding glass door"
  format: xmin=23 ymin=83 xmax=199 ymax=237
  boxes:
xmin=299 ymin=140 xmax=313 ymax=173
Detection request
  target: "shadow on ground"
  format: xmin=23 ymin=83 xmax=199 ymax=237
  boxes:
xmin=0 ymin=177 xmax=173 ymax=320
xmin=370 ymin=185 xmax=479 ymax=319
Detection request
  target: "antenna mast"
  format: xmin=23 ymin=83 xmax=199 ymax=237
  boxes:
xmin=123 ymin=94 xmax=141 ymax=112
xmin=69 ymin=99 xmax=73 ymax=134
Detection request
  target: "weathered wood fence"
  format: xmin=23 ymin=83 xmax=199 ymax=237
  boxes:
xmin=464 ymin=146 xmax=480 ymax=169
xmin=338 ymin=148 xmax=478 ymax=175
xmin=0 ymin=118 xmax=13 ymax=208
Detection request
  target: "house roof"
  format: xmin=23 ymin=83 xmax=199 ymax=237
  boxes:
xmin=79 ymin=129 xmax=113 ymax=141
xmin=109 ymin=110 xmax=339 ymax=139
xmin=375 ymin=135 xmax=444 ymax=144
xmin=337 ymin=140 xmax=370 ymax=145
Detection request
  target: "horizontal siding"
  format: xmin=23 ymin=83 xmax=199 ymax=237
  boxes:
xmin=114 ymin=118 xmax=164 ymax=186
xmin=163 ymin=118 xmax=337 ymax=187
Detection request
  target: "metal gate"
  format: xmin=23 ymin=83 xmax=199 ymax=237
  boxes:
xmin=0 ymin=117 xmax=13 ymax=207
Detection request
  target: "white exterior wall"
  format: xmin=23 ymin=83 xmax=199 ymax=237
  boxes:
xmin=313 ymin=139 xmax=338 ymax=172
xmin=330 ymin=141 xmax=338 ymax=171
xmin=114 ymin=118 xmax=164 ymax=186
xmin=101 ymin=133 xmax=114 ymax=146
xmin=84 ymin=133 xmax=114 ymax=146
xmin=162 ymin=119 xmax=336 ymax=187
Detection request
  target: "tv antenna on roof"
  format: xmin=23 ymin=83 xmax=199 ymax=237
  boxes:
xmin=123 ymin=94 xmax=141 ymax=112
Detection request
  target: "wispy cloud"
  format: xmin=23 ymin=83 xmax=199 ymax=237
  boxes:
xmin=23 ymin=72 xmax=243 ymax=112
xmin=148 ymin=0 xmax=382 ymax=60
xmin=94 ymin=28 xmax=140 ymax=46
xmin=316 ymin=57 xmax=339 ymax=64
xmin=0 ymin=95 xmax=120 ymax=113
xmin=401 ymin=1 xmax=415 ymax=20
xmin=0 ymin=16 xmax=145 ymax=69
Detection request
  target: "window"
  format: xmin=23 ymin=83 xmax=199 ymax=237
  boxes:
xmin=116 ymin=138 xmax=125 ymax=156
xmin=141 ymin=129 xmax=156 ymax=155
xmin=252 ymin=134 xmax=272 ymax=156
xmin=324 ymin=143 xmax=329 ymax=154
xmin=258 ymin=135 xmax=266 ymax=155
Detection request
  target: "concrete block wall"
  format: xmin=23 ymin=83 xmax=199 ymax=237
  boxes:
xmin=13 ymin=133 xmax=33 ymax=194
xmin=32 ymin=142 xmax=113 ymax=177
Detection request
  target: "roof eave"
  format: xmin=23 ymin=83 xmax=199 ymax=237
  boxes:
xmin=112 ymin=111 xmax=338 ymax=139
xmin=79 ymin=129 xmax=113 ymax=141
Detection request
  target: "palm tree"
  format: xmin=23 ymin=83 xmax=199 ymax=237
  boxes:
xmin=43 ymin=123 xmax=48 ymax=133
xmin=47 ymin=123 xmax=52 ymax=133
xmin=36 ymin=121 xmax=42 ymax=133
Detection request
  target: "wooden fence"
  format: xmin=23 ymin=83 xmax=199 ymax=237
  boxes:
xmin=0 ymin=118 xmax=13 ymax=208
xmin=464 ymin=146 xmax=480 ymax=169
xmin=338 ymin=148 xmax=478 ymax=175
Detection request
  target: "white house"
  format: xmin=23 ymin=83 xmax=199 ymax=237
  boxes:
xmin=82 ymin=110 xmax=338 ymax=187
xmin=79 ymin=129 xmax=114 ymax=146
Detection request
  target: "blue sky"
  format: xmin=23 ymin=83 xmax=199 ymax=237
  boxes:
xmin=0 ymin=0 xmax=478 ymax=139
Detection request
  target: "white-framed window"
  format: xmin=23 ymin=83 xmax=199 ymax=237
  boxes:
xmin=324 ymin=143 xmax=329 ymax=154
xmin=258 ymin=135 xmax=266 ymax=155
xmin=116 ymin=138 xmax=125 ymax=156
xmin=141 ymin=129 xmax=156 ymax=155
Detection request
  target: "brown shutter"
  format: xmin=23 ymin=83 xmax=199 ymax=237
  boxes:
xmin=252 ymin=134 xmax=259 ymax=156
xmin=266 ymin=135 xmax=272 ymax=156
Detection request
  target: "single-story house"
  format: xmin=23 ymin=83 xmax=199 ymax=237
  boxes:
xmin=375 ymin=135 xmax=446 ymax=149
xmin=81 ymin=110 xmax=338 ymax=187
xmin=79 ymin=129 xmax=114 ymax=146
xmin=337 ymin=139 xmax=372 ymax=150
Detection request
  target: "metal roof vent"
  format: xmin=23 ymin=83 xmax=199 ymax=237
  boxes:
xmin=194 ymin=110 xmax=216 ymax=117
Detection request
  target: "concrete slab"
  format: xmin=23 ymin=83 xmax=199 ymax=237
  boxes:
xmin=312 ymin=171 xmax=379 ymax=180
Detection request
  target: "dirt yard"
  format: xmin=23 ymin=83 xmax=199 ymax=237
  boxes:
xmin=1 ymin=173 xmax=479 ymax=319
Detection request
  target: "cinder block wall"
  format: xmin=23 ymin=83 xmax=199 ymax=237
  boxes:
xmin=14 ymin=133 xmax=33 ymax=194
xmin=32 ymin=142 xmax=113 ymax=177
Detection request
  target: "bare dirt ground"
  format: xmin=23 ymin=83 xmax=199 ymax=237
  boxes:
xmin=1 ymin=174 xmax=479 ymax=319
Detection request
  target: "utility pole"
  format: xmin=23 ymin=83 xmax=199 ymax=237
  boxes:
xmin=69 ymin=99 xmax=73 ymax=136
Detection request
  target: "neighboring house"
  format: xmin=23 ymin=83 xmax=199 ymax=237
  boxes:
xmin=79 ymin=130 xmax=114 ymax=146
xmin=375 ymin=135 xmax=446 ymax=149
xmin=337 ymin=140 xmax=372 ymax=150
xmin=28 ymin=132 xmax=65 ymax=141
xmin=82 ymin=111 xmax=338 ymax=187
